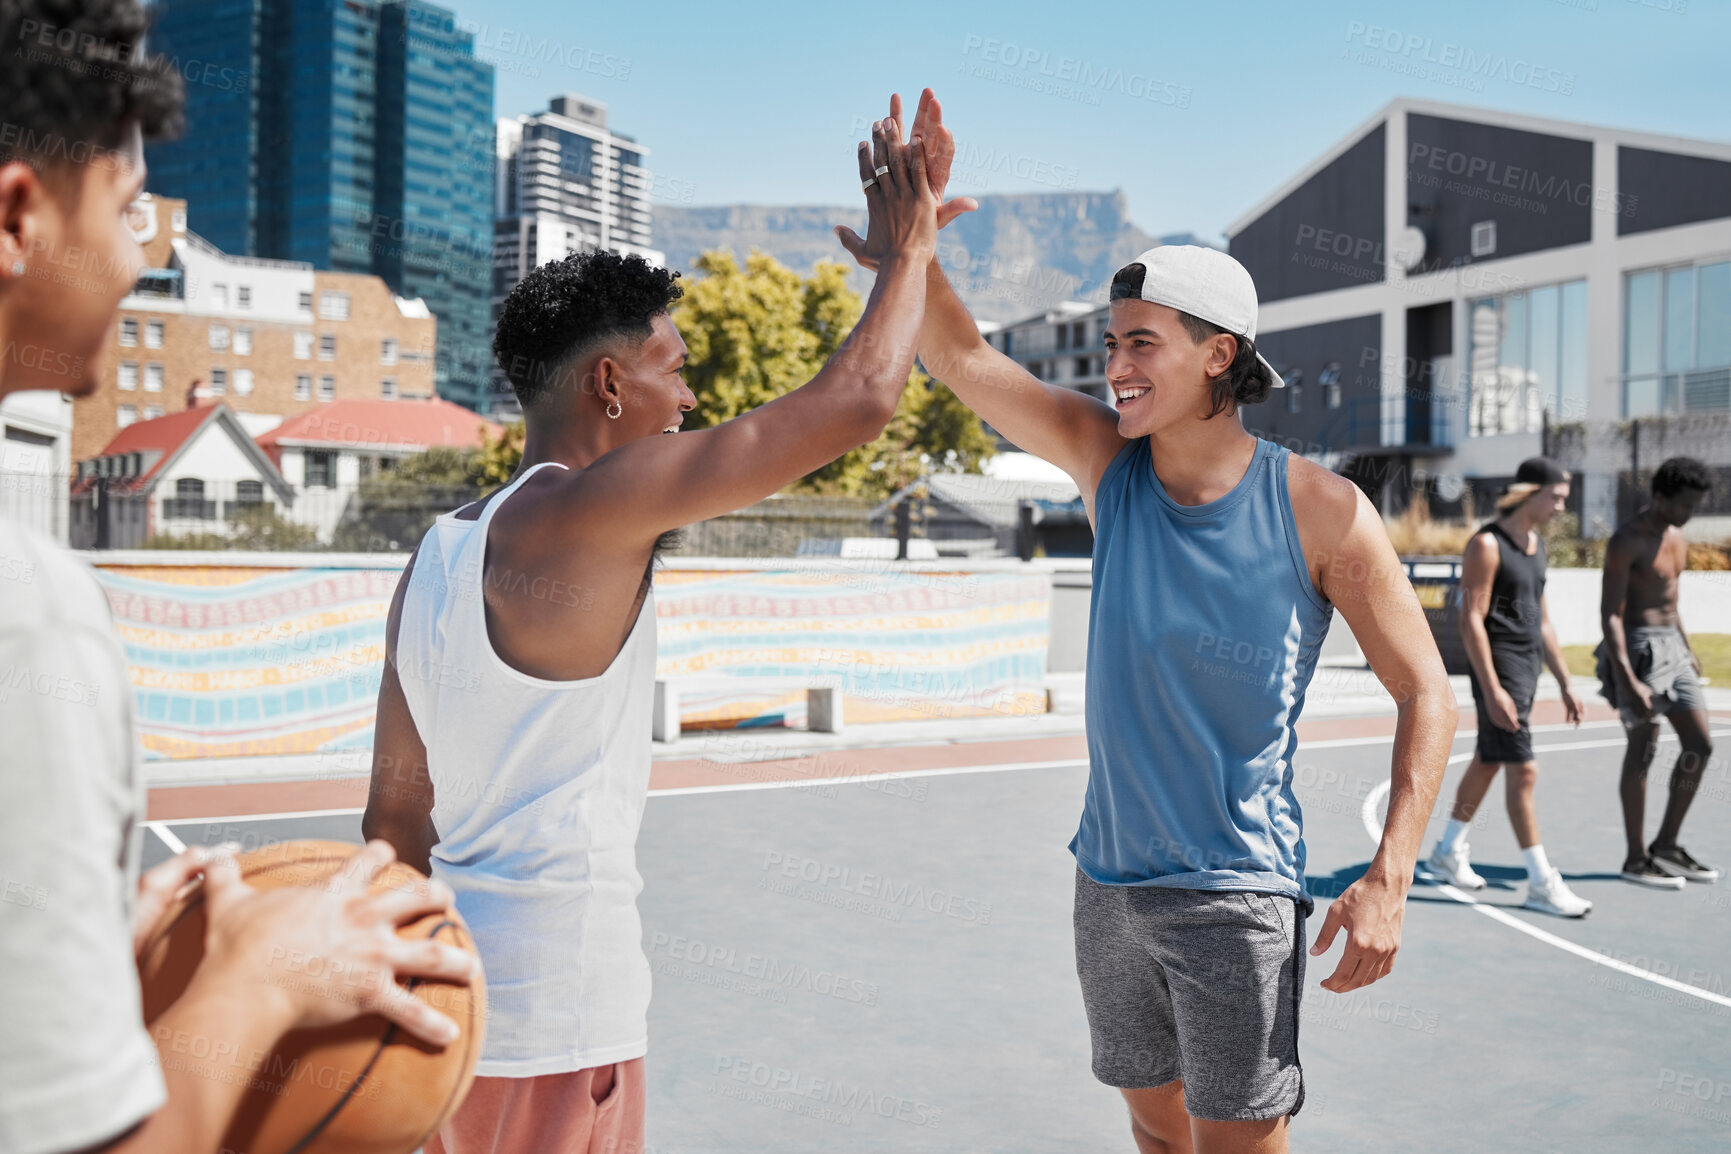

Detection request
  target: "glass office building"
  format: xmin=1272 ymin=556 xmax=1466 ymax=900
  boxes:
xmin=147 ymin=0 xmax=495 ymax=409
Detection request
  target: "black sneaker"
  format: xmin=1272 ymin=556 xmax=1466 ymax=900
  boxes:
xmin=1621 ymin=856 xmax=1687 ymax=889
xmin=1650 ymin=844 xmax=1721 ymax=883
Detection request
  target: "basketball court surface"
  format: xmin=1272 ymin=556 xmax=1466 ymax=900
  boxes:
xmin=139 ymin=687 xmax=1731 ymax=1153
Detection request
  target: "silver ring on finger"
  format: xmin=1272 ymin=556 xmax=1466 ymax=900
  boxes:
xmin=861 ymin=177 xmax=876 ymax=191
xmin=873 ymin=165 xmax=890 ymax=177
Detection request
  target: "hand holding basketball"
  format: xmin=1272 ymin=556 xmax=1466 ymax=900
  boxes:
xmin=187 ymin=839 xmax=477 ymax=1046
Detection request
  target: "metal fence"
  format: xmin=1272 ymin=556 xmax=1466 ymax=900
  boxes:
xmin=7 ymin=467 xmax=920 ymax=556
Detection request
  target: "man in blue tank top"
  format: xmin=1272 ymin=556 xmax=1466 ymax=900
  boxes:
xmin=839 ymin=91 xmax=1457 ymax=1153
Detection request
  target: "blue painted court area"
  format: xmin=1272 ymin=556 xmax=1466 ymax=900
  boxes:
xmin=144 ymin=716 xmax=1731 ymax=1153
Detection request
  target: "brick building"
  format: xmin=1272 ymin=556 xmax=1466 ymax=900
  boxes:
xmin=71 ymin=194 xmax=439 ymax=466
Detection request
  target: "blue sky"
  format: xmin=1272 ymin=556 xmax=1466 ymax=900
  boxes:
xmin=468 ymin=0 xmax=1727 ymax=241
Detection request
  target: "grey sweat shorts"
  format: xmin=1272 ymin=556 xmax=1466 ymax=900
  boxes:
xmin=1073 ymin=868 xmax=1307 ymax=1122
xmin=1596 ymin=625 xmax=1707 ymax=728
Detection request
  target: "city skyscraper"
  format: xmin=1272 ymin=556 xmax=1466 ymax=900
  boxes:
xmin=489 ymin=95 xmax=660 ymax=412
xmin=146 ymin=0 xmax=495 ymax=409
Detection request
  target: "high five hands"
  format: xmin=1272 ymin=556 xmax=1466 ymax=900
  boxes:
xmin=836 ymin=89 xmax=979 ymax=272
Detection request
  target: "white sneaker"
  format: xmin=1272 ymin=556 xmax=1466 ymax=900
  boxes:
xmin=1524 ymin=870 xmax=1593 ymax=918
xmin=1426 ymin=842 xmax=1486 ymax=890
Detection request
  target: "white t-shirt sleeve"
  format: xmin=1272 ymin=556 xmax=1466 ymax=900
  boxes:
xmin=0 ymin=533 xmax=166 ymax=1154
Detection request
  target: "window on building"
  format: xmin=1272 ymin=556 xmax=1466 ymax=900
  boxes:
xmin=144 ymin=404 xmax=163 ymax=420
xmin=1056 ymin=325 xmax=1068 ymax=351
xmin=319 ymin=292 xmax=351 ymax=321
xmin=318 ymin=375 xmax=335 ymax=402
xmin=295 ymin=374 xmax=312 ymax=401
xmin=381 ymin=338 xmax=397 ymax=365
xmin=319 ymin=334 xmax=336 ymax=360
xmin=1623 ymin=260 xmax=1731 ymax=417
xmin=1470 ymin=221 xmax=1497 ymax=258
xmin=119 ymin=318 xmax=138 ymax=347
xmin=145 ymin=320 xmax=164 ymax=348
xmin=144 ymin=363 xmax=163 ymax=392
xmin=1073 ymin=321 xmax=1087 ymax=348
xmin=1074 ymin=356 xmax=1091 ymax=380
xmin=1467 ymin=279 xmax=1588 ymax=436
xmin=117 ymin=404 xmax=137 ymax=428
xmin=305 ymin=450 xmax=336 ymax=488
xmin=210 ymin=283 xmax=228 ymax=309
xmin=118 ymin=362 xmax=138 ymax=390
xmin=1319 ymin=363 xmax=1343 ymax=410
xmin=234 ymin=369 xmax=254 ymax=396
xmin=208 ymin=368 xmax=227 ymax=395
xmin=294 ymin=331 xmax=313 ymax=359
xmin=169 ymin=477 xmax=210 ymax=519
xmin=237 ymin=285 xmax=251 ymax=309
xmin=380 ymin=378 xmax=397 ymax=399
xmin=209 ymin=324 xmax=230 ymax=351
xmin=298 ymin=290 xmax=313 ymax=312
xmin=235 ymin=479 xmax=263 ymax=504
xmin=235 ymin=328 xmax=252 ymax=355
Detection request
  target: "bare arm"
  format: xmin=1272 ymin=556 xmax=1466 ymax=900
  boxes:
xmin=1293 ymin=462 xmax=1455 ymax=992
xmin=362 ymin=551 xmax=437 ymax=875
xmin=835 ymin=90 xmax=1127 ymax=504
xmin=917 ymin=262 xmax=1128 ymax=505
xmin=561 ymin=119 xmax=937 ymax=544
xmin=1457 ymin=533 xmax=1523 ymax=731
xmin=1599 ymin=533 xmax=1651 ymax=710
xmin=1456 ymin=532 xmax=1502 ymax=694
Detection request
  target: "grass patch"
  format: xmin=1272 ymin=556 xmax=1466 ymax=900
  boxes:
xmin=1562 ymin=632 xmax=1731 ymax=685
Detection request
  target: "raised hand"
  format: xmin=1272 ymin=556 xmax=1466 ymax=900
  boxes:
xmin=903 ymin=88 xmax=979 ymax=229
xmin=835 ymin=103 xmax=937 ymax=273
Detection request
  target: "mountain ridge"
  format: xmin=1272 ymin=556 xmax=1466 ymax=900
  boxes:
xmin=654 ymin=190 xmax=1163 ymax=325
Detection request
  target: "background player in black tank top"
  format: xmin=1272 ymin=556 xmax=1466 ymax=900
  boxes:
xmin=1427 ymin=458 xmax=1594 ymax=918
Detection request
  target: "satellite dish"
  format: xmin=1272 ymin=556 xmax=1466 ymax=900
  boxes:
xmin=1396 ymin=225 xmax=1427 ymax=272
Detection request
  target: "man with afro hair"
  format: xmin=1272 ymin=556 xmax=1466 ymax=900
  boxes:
xmin=363 ymin=114 xmax=939 ymax=1152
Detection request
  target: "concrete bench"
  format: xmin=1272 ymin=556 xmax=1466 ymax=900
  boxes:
xmin=653 ymin=676 xmax=845 ymax=742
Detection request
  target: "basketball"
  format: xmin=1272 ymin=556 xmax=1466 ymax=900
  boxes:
xmin=137 ymin=840 xmax=486 ymax=1154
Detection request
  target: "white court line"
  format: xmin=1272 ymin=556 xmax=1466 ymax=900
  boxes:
xmin=147 ymin=822 xmax=187 ymax=853
xmin=148 ymin=807 xmax=366 ymax=831
xmin=651 ymin=758 xmax=1090 ymax=797
xmin=1360 ymin=728 xmax=1731 ymax=1011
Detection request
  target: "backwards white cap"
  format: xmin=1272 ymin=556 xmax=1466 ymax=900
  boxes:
xmin=1111 ymin=246 xmax=1285 ymax=388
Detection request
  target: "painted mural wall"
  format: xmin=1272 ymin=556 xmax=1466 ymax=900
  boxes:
xmin=91 ymin=559 xmax=1053 ymax=761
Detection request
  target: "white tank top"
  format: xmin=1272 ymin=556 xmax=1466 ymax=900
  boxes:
xmin=396 ymin=461 xmax=658 ymax=1076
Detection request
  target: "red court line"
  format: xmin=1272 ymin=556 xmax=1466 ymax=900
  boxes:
xmin=145 ymin=701 xmax=1720 ymax=822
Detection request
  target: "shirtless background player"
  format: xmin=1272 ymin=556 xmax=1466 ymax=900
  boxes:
xmin=1597 ymin=456 xmax=1719 ymax=888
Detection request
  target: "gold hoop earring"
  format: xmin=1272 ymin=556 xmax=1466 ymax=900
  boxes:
xmin=606 ymin=400 xmax=623 ymax=420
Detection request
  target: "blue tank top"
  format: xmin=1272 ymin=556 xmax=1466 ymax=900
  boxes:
xmin=1070 ymin=435 xmax=1332 ymax=912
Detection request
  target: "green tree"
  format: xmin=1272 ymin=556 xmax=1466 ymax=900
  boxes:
xmin=476 ymin=421 xmax=525 ymax=490
xmin=672 ymin=248 xmax=994 ymax=500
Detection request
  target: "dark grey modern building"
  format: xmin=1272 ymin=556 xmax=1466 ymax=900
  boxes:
xmin=987 ymin=99 xmax=1731 ymax=538
xmin=145 ymin=0 xmax=495 ymax=410
xmin=1227 ymin=98 xmax=1731 ymax=535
